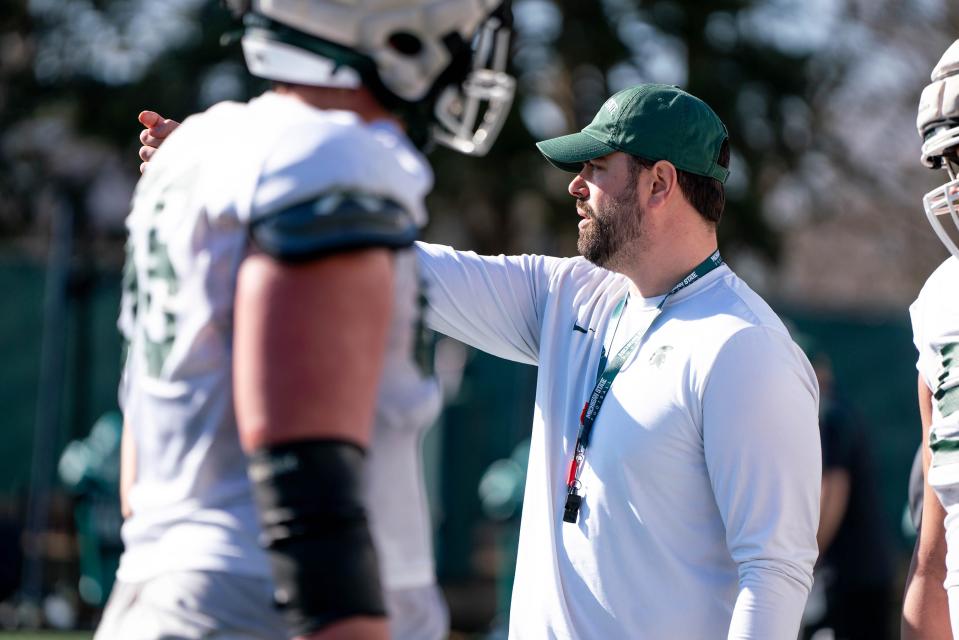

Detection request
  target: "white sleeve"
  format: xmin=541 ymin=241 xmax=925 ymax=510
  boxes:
xmin=910 ymin=291 xmax=936 ymax=391
xmin=117 ymin=352 xmax=132 ymax=412
xmin=701 ymin=327 xmax=821 ymax=640
xmin=414 ymin=241 xmax=561 ymax=366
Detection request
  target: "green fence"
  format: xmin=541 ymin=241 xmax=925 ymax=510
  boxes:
xmin=0 ymin=258 xmax=123 ymax=498
xmin=0 ymin=256 xmax=923 ymax=550
xmin=0 ymin=256 xmax=924 ymax=630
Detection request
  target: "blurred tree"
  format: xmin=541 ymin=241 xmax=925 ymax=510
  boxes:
xmin=1 ymin=0 xmax=956 ymax=267
xmin=4 ymin=0 xmax=954 ymax=275
xmin=0 ymin=0 xmax=257 ymax=256
xmin=428 ymin=0 xmax=823 ymax=264
xmin=0 ymin=0 xmax=856 ymax=260
xmin=0 ymin=1 xmax=42 ymax=240
xmin=772 ymin=0 xmax=959 ymax=306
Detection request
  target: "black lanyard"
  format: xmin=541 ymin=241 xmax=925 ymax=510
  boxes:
xmin=563 ymin=250 xmax=724 ymax=524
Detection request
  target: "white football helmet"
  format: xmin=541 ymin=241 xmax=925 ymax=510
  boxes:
xmin=918 ymin=39 xmax=959 ymax=259
xmin=226 ymin=0 xmax=515 ymax=156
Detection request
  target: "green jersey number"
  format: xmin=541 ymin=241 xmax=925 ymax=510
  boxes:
xmin=121 ymin=186 xmax=183 ymax=379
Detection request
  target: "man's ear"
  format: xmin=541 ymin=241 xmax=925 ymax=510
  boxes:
xmin=647 ymin=160 xmax=678 ymax=208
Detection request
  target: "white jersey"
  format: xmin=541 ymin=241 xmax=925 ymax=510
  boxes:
xmin=368 ymin=248 xmax=442 ymax=590
xmin=911 ymin=257 xmax=959 ymax=604
xmin=117 ymin=92 xmax=439 ymax=600
xmin=416 ymin=243 xmax=821 ymax=639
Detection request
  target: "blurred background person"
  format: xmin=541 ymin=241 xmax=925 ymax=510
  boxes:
xmin=800 ymin=345 xmax=895 ymax=640
xmin=57 ymin=411 xmax=124 ymax=615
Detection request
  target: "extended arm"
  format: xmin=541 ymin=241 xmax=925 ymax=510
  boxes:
xmin=902 ymin=375 xmax=951 ymax=639
xmin=414 ymin=241 xmax=560 ymax=364
xmin=703 ymin=328 xmax=821 ymax=640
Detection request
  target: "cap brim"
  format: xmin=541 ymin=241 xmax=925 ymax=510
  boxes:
xmin=536 ymin=132 xmax=617 ymax=173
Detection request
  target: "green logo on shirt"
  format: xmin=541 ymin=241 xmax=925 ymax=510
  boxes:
xmin=649 ymin=345 xmax=673 ymax=368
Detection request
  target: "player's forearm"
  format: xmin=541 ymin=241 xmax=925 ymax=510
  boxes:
xmin=727 ymin=568 xmax=809 ymax=640
xmin=902 ymin=562 xmax=951 ymax=640
xmin=903 ymin=512 xmax=950 ymax=640
xmin=902 ymin=467 xmax=951 ymax=638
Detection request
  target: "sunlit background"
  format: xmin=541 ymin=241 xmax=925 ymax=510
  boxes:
xmin=1 ymin=0 xmax=957 ymax=636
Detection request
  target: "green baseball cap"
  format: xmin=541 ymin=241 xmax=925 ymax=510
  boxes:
xmin=536 ymin=84 xmax=730 ymax=183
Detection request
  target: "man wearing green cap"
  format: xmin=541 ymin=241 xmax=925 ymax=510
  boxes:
xmin=416 ymin=84 xmax=820 ymax=638
xmin=138 ymin=83 xmax=820 ymax=638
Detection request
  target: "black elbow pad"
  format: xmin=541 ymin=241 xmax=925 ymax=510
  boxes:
xmin=248 ymin=439 xmax=386 ymax=635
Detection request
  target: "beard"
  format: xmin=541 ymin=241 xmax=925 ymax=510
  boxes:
xmin=577 ymin=184 xmax=643 ymax=270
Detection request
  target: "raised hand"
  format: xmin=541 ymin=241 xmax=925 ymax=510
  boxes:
xmin=138 ymin=110 xmax=180 ymax=173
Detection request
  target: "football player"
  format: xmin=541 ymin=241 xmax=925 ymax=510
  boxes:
xmin=902 ymin=38 xmax=959 ymax=640
xmin=104 ymin=1 xmax=514 ymax=639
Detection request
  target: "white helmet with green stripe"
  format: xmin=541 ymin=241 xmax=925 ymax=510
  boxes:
xmin=225 ymin=0 xmax=515 ymax=157
xmin=918 ymin=39 xmax=959 ymax=259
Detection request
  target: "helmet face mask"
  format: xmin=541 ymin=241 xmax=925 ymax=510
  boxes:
xmin=232 ymin=0 xmax=515 ymax=157
xmin=918 ymin=39 xmax=959 ymax=259
xmin=923 ymin=155 xmax=959 ymax=260
xmin=431 ymin=13 xmax=515 ymax=156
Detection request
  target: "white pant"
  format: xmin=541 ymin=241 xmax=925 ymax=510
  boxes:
xmin=386 ymin=582 xmax=449 ymax=640
xmin=95 ymin=571 xmax=448 ymax=640
xmin=95 ymin=572 xmax=285 ymax=640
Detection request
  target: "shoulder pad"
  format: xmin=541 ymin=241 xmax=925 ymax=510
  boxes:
xmin=250 ymin=191 xmax=418 ymax=261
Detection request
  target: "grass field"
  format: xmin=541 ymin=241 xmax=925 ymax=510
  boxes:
xmin=0 ymin=634 xmax=92 ymax=638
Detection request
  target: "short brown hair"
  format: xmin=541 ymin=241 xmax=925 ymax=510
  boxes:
xmin=629 ymin=139 xmax=729 ymax=224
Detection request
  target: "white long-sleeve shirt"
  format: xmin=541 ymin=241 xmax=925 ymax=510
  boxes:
xmin=416 ymin=242 xmax=820 ymax=639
